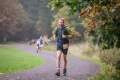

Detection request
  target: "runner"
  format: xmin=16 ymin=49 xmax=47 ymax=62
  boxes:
xmin=36 ymin=36 xmax=44 ymax=53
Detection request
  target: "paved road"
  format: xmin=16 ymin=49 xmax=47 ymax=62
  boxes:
xmin=0 ymin=44 xmax=100 ymax=80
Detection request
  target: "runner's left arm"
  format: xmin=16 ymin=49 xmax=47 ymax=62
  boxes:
xmin=66 ymin=27 xmax=74 ymax=39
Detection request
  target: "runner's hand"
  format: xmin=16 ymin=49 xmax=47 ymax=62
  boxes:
xmin=62 ymin=35 xmax=66 ymax=38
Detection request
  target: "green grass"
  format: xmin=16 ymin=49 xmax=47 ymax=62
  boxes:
xmin=76 ymin=55 xmax=102 ymax=65
xmin=0 ymin=41 xmax=16 ymax=44
xmin=0 ymin=46 xmax=45 ymax=74
xmin=43 ymin=43 xmax=103 ymax=65
xmin=43 ymin=43 xmax=120 ymax=80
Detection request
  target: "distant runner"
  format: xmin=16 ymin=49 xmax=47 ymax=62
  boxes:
xmin=36 ymin=36 xmax=44 ymax=53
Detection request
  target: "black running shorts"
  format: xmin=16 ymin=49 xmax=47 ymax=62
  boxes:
xmin=57 ymin=44 xmax=69 ymax=55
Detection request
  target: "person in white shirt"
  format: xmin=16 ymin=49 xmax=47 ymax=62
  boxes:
xmin=36 ymin=36 xmax=44 ymax=53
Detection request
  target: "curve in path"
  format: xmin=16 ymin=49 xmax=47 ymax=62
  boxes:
xmin=0 ymin=44 xmax=100 ymax=80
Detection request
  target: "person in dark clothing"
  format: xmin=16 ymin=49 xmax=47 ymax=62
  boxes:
xmin=53 ymin=18 xmax=74 ymax=76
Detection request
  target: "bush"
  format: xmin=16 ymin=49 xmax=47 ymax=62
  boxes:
xmin=99 ymin=48 xmax=120 ymax=65
xmin=91 ymin=48 xmax=120 ymax=80
xmin=89 ymin=64 xmax=120 ymax=80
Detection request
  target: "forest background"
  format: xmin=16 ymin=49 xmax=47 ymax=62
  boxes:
xmin=1 ymin=0 xmax=120 ymax=80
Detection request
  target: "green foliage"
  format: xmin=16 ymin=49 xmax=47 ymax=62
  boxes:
xmin=48 ymin=0 xmax=89 ymax=14
xmin=99 ymin=48 xmax=120 ymax=76
xmin=48 ymin=1 xmax=120 ymax=80
xmin=99 ymin=48 xmax=119 ymax=65
xmin=89 ymin=64 xmax=120 ymax=80
xmin=18 ymin=0 xmax=57 ymax=38
xmin=83 ymin=47 xmax=95 ymax=57
xmin=91 ymin=48 xmax=120 ymax=80
xmin=48 ymin=0 xmax=120 ymax=49
xmin=0 ymin=0 xmax=31 ymax=42
xmin=0 ymin=46 xmax=45 ymax=74
xmin=36 ymin=0 xmax=54 ymax=37
xmin=51 ymin=6 xmax=85 ymax=41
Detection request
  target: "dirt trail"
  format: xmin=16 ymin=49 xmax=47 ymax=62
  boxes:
xmin=0 ymin=44 xmax=100 ymax=80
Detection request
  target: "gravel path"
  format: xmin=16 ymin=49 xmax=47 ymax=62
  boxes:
xmin=0 ymin=44 xmax=100 ymax=80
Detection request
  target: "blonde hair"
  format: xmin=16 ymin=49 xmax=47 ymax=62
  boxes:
xmin=59 ymin=18 xmax=65 ymax=22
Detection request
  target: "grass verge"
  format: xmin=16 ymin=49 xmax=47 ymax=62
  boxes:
xmin=43 ymin=43 xmax=120 ymax=80
xmin=43 ymin=43 xmax=102 ymax=65
xmin=0 ymin=45 xmax=45 ymax=74
xmin=43 ymin=43 xmax=56 ymax=52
